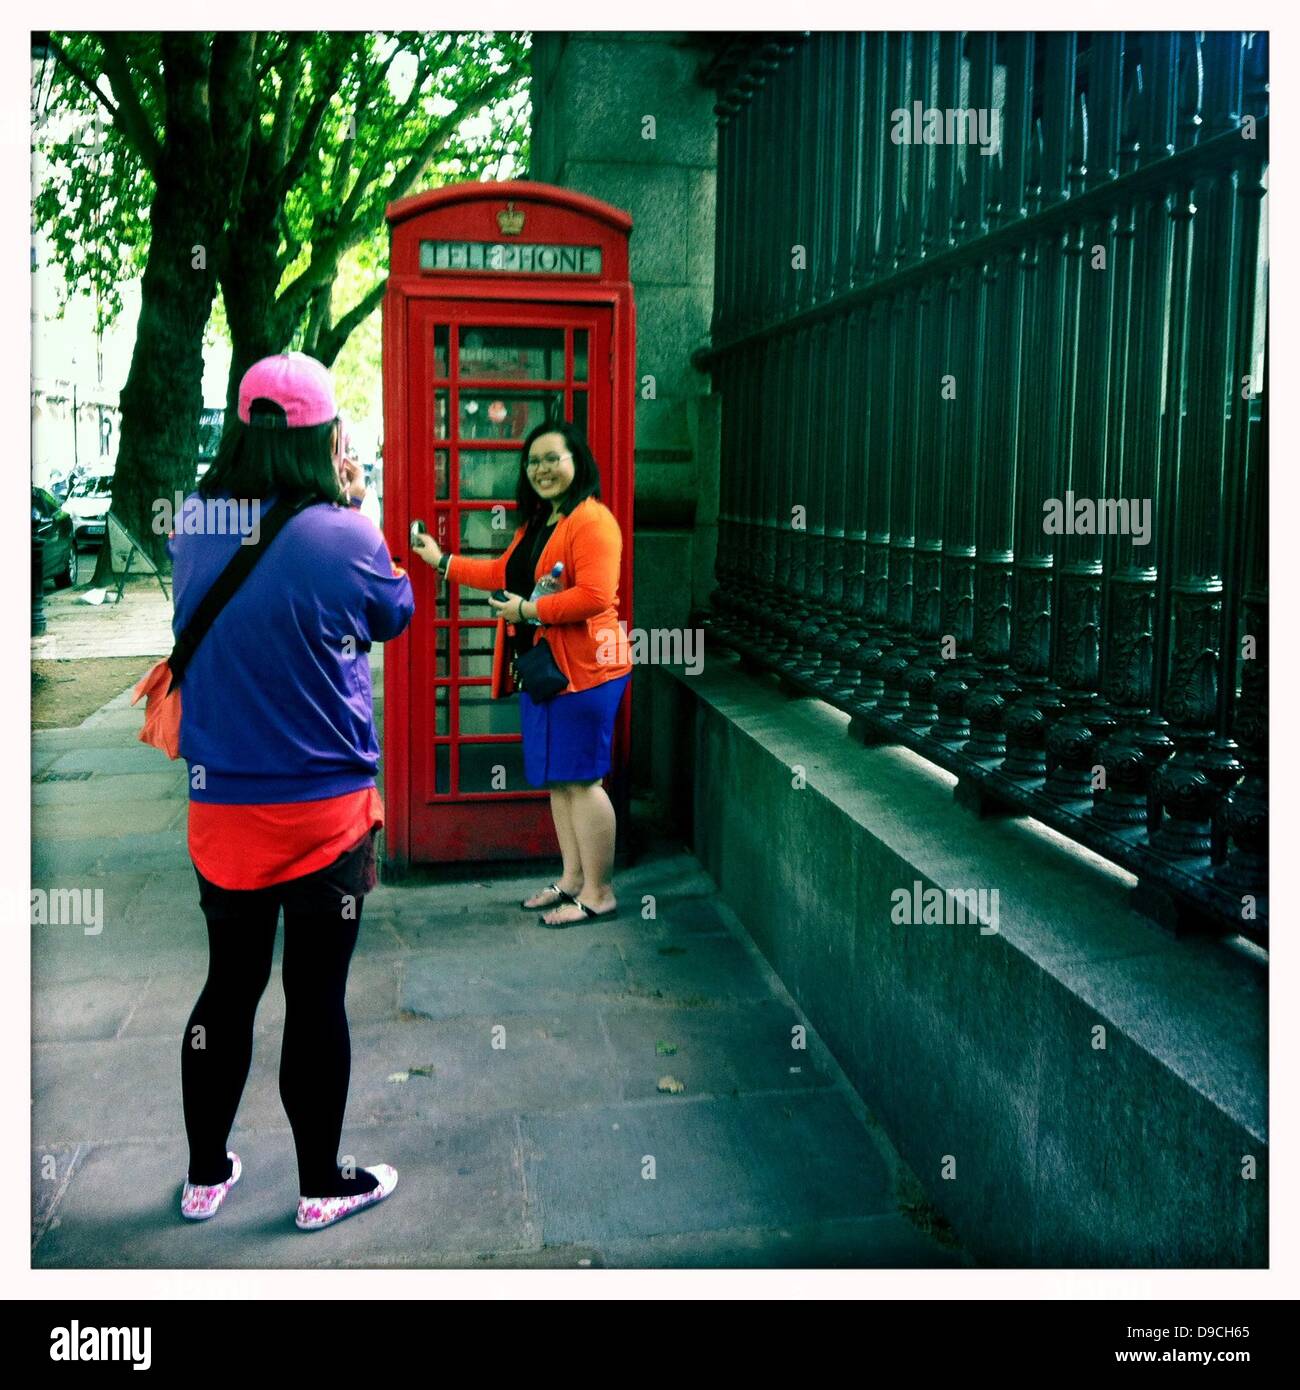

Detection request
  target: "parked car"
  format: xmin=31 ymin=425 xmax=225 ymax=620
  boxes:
xmin=31 ymin=486 xmax=76 ymax=589
xmin=63 ymin=470 xmax=114 ymax=547
xmin=45 ymin=467 xmax=74 ymax=502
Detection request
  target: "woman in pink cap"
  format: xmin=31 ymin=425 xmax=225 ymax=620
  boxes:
xmin=171 ymin=352 xmax=414 ymax=1231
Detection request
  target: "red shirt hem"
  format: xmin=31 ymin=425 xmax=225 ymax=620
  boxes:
xmin=188 ymin=786 xmax=385 ymax=891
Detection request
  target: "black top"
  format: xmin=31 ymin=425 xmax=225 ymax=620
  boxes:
xmin=504 ymin=511 xmax=559 ymax=665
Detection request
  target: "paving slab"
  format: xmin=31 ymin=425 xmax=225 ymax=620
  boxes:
xmin=32 ymin=974 xmax=149 ymax=1044
xmin=654 ymin=894 xmax=736 ymax=937
xmin=375 ymin=903 xmax=529 ymax=955
xmin=31 ymin=1118 xmax=531 ymax=1269
xmin=619 ymin=935 xmax=777 ymax=1005
xmin=400 ymin=941 xmax=631 ymax=1020
xmin=31 ymin=772 xmax=186 ymax=807
xmin=35 ymin=1035 xmax=184 ymax=1145
xmin=36 ymin=797 xmax=183 ymax=840
xmin=519 ymin=1089 xmax=895 ymax=1246
xmin=596 ymin=1214 xmax=963 ymax=1269
xmin=32 ymin=1143 xmax=86 ymax=1250
xmin=41 ymin=744 xmax=176 ymax=778
xmin=29 ymin=581 xmax=173 ymax=662
xmin=343 ymin=1011 xmax=623 ymax=1122
xmin=599 ymin=998 xmax=834 ymax=1101
xmin=95 ymin=828 xmax=191 ymax=873
xmin=31 ymin=837 xmax=110 ymax=881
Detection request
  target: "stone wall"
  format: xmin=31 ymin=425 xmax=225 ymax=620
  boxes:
xmin=530 ymin=33 xmax=719 ymax=785
xmin=649 ymin=658 xmax=1268 ymax=1266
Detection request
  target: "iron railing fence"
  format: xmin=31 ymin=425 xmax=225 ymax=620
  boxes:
xmin=697 ymin=32 xmax=1268 ymax=943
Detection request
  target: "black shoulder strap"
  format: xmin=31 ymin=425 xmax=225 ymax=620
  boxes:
xmin=167 ymin=493 xmax=316 ymax=691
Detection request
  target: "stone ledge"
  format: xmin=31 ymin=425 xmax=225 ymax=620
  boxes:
xmin=651 ymin=657 xmax=1267 ymax=1267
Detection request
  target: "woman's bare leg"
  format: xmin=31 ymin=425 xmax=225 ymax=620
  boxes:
xmin=550 ymin=785 xmax=585 ymax=891
xmin=539 ymin=781 xmax=617 ymax=924
xmin=522 ymin=786 xmax=584 ymax=908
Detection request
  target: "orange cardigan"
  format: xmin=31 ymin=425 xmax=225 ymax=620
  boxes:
xmin=445 ymin=496 xmax=631 ymax=698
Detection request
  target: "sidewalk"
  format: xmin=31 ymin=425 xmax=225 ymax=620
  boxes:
xmin=32 ymin=571 xmax=174 ymax=661
xmin=31 ymin=661 xmax=961 ymax=1270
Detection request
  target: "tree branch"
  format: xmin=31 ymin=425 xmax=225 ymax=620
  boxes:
xmin=268 ymin=33 xmax=306 ymax=177
xmin=316 ymin=275 xmax=388 ymax=364
xmin=303 ymin=283 xmax=332 ymax=353
xmin=45 ymin=34 xmax=119 ymax=127
xmin=386 ymin=62 xmax=521 ymax=207
xmin=277 ymin=37 xmax=351 ymax=195
xmin=68 ymin=34 xmax=162 ymax=174
xmin=276 ymin=64 xmax=518 ymax=325
xmin=209 ymin=32 xmax=258 ymax=212
xmin=158 ymin=32 xmax=214 ymax=150
xmin=255 ymin=33 xmax=290 ymax=86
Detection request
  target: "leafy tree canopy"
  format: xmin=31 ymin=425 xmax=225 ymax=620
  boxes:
xmin=33 ymin=31 xmax=531 ymax=355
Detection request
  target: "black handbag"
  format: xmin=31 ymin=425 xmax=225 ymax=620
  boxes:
xmin=513 ymin=635 xmax=569 ymax=701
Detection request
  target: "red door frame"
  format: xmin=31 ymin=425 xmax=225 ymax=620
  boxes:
xmin=408 ymin=299 xmax=614 ymax=861
xmin=381 ymin=183 xmax=635 ymax=871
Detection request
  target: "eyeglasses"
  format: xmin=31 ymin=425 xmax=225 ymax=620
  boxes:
xmin=526 ymin=451 xmax=572 ymax=470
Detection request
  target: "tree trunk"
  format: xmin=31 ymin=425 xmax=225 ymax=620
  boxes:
xmin=92 ymin=146 xmax=220 ymax=583
xmin=92 ymin=35 xmax=254 ymax=583
xmin=220 ymin=160 xmax=296 ymax=431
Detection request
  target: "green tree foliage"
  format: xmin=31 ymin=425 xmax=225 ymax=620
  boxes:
xmin=218 ymin=31 xmax=530 ymax=423
xmin=33 ymin=34 xmax=160 ymax=330
xmin=34 ymin=30 xmax=530 ymax=572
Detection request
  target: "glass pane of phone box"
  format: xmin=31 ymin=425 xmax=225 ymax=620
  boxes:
xmin=460 ymin=449 xmax=520 ymax=500
xmin=458 ymin=740 xmax=528 ymax=794
xmin=459 ymin=625 xmax=495 ymax=677
xmin=460 ymin=391 xmax=561 ymax=440
xmin=460 ymin=327 xmax=564 ymax=381
xmin=458 ymin=686 xmax=521 ymax=735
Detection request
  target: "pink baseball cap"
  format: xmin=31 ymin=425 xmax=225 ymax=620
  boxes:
xmin=237 ymin=351 xmax=337 ymax=428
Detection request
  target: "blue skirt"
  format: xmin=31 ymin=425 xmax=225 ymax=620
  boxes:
xmin=519 ymin=672 xmax=630 ymax=787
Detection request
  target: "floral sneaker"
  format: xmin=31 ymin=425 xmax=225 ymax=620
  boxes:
xmin=296 ymin=1165 xmax=399 ymax=1232
xmin=180 ymin=1152 xmax=242 ymax=1221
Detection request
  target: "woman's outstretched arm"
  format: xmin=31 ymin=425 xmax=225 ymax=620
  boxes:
xmin=412 ymin=528 xmax=521 ymax=591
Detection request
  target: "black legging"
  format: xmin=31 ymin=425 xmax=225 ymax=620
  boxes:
xmin=181 ymin=835 xmax=373 ymax=1196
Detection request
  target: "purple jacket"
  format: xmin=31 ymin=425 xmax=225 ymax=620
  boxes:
xmin=169 ymin=493 xmax=414 ymax=804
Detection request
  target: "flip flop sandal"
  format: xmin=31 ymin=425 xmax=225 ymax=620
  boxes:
xmin=520 ymin=883 xmax=576 ymax=911
xmin=538 ymin=900 xmax=619 ymax=929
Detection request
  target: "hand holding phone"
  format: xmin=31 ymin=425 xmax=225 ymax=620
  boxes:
xmin=409 ymin=519 xmax=443 ymax=569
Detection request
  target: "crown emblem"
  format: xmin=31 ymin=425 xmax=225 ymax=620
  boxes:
xmin=496 ymin=201 xmax=525 ymax=235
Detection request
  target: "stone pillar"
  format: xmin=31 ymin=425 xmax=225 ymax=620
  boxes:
xmin=531 ymin=33 xmax=718 ymax=787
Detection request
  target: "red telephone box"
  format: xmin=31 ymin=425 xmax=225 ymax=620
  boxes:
xmin=381 ymin=182 xmax=635 ymax=868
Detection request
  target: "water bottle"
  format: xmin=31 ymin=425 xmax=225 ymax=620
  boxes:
xmin=526 ymin=562 xmax=564 ymax=624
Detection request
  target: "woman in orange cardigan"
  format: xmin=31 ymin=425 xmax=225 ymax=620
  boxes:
xmin=412 ymin=421 xmax=632 ymax=927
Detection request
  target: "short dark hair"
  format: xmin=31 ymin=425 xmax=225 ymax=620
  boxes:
xmin=198 ymin=398 xmax=340 ymax=507
xmin=515 ymin=419 xmax=602 ymax=523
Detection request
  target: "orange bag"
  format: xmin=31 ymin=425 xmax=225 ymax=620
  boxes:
xmin=132 ymin=658 xmax=182 ymax=760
